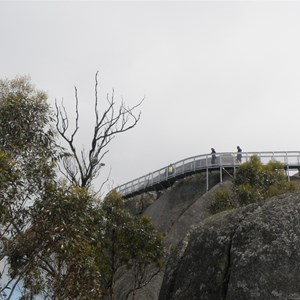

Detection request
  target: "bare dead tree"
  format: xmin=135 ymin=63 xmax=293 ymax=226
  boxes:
xmin=55 ymin=71 xmax=144 ymax=188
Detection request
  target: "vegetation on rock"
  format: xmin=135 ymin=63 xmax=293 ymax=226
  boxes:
xmin=209 ymin=155 xmax=298 ymax=214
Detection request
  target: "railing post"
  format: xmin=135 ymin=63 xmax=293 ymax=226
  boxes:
xmin=219 ymin=154 xmax=223 ymax=184
xmin=206 ymin=155 xmax=209 ymax=191
xmin=285 ymin=152 xmax=290 ymax=182
xmin=233 ymin=152 xmax=236 ymax=179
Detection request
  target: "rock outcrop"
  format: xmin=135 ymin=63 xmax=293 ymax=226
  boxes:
xmin=143 ymin=172 xmax=222 ymax=249
xmin=118 ymin=172 xmax=228 ymax=299
xmin=119 ymin=170 xmax=300 ymax=300
xmin=159 ymin=192 xmax=300 ymax=300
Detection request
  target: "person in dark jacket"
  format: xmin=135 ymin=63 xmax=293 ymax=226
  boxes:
xmin=211 ymin=148 xmax=217 ymax=165
xmin=237 ymin=146 xmax=242 ymax=163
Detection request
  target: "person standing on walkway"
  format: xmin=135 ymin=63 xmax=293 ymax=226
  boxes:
xmin=237 ymin=146 xmax=242 ymax=163
xmin=211 ymin=148 xmax=217 ymax=165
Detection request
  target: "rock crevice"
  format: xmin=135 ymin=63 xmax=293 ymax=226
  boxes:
xmin=222 ymin=230 xmax=233 ymax=299
xmin=160 ymin=193 xmax=300 ymax=300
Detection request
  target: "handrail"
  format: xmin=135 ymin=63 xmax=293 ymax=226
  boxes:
xmin=115 ymin=151 xmax=300 ymax=197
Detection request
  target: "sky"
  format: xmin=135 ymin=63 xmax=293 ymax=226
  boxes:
xmin=1 ymin=1 xmax=300 ymax=192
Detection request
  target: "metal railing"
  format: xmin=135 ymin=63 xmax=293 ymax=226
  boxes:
xmin=115 ymin=151 xmax=300 ymax=197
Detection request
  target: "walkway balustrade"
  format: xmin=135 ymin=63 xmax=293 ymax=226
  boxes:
xmin=116 ymin=151 xmax=300 ymax=197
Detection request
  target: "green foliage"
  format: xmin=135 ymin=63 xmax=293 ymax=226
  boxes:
xmin=209 ymin=189 xmax=235 ymax=214
xmin=234 ymin=155 xmax=292 ymax=205
xmin=0 ymin=75 xmax=56 ymax=205
xmin=0 ymin=76 xmax=58 ymax=299
xmin=0 ymin=150 xmax=20 ymax=191
xmin=210 ymin=155 xmax=298 ymax=215
xmin=7 ymin=188 xmax=164 ymax=299
xmin=0 ymin=75 xmax=57 ymax=238
xmin=0 ymin=75 xmax=163 ymax=300
xmin=99 ymin=191 xmax=165 ymax=299
xmin=7 ymin=183 xmax=103 ymax=299
xmin=0 ymin=76 xmax=56 ymax=166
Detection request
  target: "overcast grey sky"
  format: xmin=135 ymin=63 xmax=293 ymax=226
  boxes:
xmin=1 ymin=1 xmax=300 ymax=190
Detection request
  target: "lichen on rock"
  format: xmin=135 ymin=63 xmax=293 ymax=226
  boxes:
xmin=160 ymin=192 xmax=300 ymax=300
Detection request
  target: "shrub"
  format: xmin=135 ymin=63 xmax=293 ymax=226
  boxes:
xmin=210 ymin=155 xmax=298 ymax=215
xmin=235 ymin=155 xmax=295 ymax=205
xmin=209 ymin=189 xmax=235 ymax=214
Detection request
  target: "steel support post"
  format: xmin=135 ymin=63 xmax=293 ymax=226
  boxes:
xmin=220 ymin=155 xmax=223 ymax=184
xmin=206 ymin=156 xmax=209 ymax=191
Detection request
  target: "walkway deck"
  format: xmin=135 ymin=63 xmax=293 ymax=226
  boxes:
xmin=116 ymin=151 xmax=300 ymax=198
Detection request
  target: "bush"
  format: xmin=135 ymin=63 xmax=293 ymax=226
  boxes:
xmin=209 ymin=189 xmax=235 ymax=214
xmin=235 ymin=155 xmax=295 ymax=205
xmin=210 ymin=155 xmax=299 ymax=215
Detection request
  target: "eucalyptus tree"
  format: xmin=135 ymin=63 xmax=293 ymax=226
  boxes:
xmin=0 ymin=76 xmax=56 ymax=298
xmin=0 ymin=74 xmax=164 ymax=300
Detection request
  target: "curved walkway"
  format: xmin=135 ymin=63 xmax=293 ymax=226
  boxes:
xmin=116 ymin=151 xmax=300 ymax=197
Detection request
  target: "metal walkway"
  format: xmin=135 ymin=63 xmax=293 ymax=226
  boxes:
xmin=116 ymin=151 xmax=300 ymax=198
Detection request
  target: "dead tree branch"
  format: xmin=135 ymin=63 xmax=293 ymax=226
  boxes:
xmin=55 ymin=71 xmax=143 ymax=188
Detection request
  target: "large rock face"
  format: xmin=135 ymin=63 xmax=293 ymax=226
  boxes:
xmin=159 ymin=192 xmax=300 ymax=300
xmin=118 ymin=172 xmax=223 ymax=299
